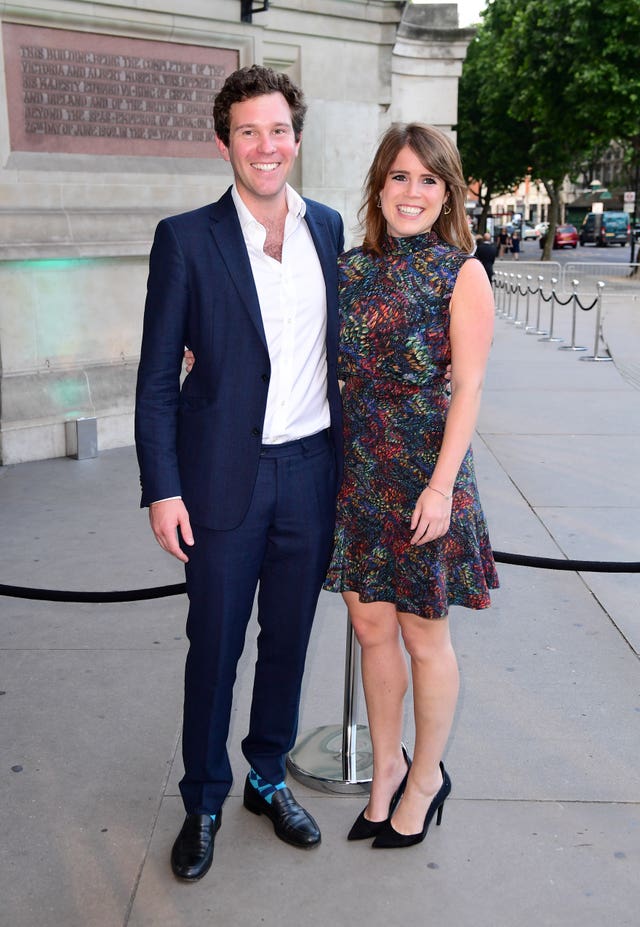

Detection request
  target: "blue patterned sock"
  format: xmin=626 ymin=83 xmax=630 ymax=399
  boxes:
xmin=249 ymin=767 xmax=286 ymax=805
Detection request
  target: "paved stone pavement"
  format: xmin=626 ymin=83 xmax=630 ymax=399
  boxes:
xmin=1 ymin=289 xmax=638 ymax=927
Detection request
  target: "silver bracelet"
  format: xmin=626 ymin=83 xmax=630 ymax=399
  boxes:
xmin=427 ymin=483 xmax=452 ymax=501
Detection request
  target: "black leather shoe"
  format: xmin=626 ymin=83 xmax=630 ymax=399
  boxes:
xmin=243 ymin=777 xmax=321 ymax=848
xmin=171 ymin=812 xmax=221 ymax=880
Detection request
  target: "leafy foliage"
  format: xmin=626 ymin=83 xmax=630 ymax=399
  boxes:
xmin=456 ymin=0 xmax=640 ymax=255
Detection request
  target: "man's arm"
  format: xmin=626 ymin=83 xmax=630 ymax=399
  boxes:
xmin=135 ymin=219 xmax=194 ymax=560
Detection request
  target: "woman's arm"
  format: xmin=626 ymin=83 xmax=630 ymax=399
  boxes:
xmin=410 ymin=257 xmax=494 ymax=545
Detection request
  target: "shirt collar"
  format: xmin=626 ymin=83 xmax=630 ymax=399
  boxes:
xmin=231 ymin=183 xmax=306 ymax=233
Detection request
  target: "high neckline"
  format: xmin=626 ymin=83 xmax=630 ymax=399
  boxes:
xmin=382 ymin=229 xmax=439 ymax=255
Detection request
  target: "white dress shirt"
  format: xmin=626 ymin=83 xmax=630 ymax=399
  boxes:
xmin=231 ymin=183 xmax=329 ymax=444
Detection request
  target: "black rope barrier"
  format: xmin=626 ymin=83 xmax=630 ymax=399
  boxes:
xmin=493 ymin=551 xmax=640 ymax=573
xmin=576 ymin=294 xmax=598 ymax=311
xmin=1 ymin=550 xmax=639 ymax=603
xmin=0 ymin=581 xmax=186 ymax=603
xmin=496 ymin=278 xmax=598 ymax=313
xmin=550 ymin=292 xmax=574 ymax=306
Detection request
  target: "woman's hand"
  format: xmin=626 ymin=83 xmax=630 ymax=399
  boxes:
xmin=184 ymin=349 xmax=195 ymax=373
xmin=409 ymin=486 xmax=452 ymax=545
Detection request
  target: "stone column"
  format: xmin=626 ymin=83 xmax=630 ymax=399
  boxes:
xmin=390 ymin=2 xmax=474 ymax=136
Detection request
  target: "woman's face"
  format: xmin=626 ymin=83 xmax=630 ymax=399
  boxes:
xmin=379 ymin=145 xmax=448 ymax=239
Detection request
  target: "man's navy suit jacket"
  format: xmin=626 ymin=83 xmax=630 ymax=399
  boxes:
xmin=135 ymin=187 xmax=344 ymax=531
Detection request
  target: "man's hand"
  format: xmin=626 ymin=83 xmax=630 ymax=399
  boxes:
xmin=149 ymin=499 xmax=194 ymax=563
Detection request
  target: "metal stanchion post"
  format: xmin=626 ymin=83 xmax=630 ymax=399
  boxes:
xmin=528 ymin=275 xmax=547 ymax=335
xmin=494 ymin=273 xmax=502 ymax=315
xmin=516 ymin=274 xmax=531 ymax=331
xmin=559 ymin=279 xmax=587 ymax=352
xmin=499 ymin=273 xmax=509 ymax=317
xmin=580 ymin=282 xmax=613 ymax=362
xmin=287 ymin=616 xmax=372 ymax=793
xmin=505 ymin=274 xmax=515 ymax=320
xmin=513 ymin=274 xmax=524 ymax=326
xmin=539 ymin=277 xmax=564 ymax=343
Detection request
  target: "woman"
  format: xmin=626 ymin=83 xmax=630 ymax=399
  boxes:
xmin=510 ymin=227 xmax=521 ymax=260
xmin=323 ymin=123 xmax=498 ymax=849
xmin=497 ymin=226 xmax=510 ymax=257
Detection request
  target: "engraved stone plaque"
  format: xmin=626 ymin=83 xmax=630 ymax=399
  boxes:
xmin=3 ymin=24 xmax=239 ymax=157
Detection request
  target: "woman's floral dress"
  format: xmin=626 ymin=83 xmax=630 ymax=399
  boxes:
xmin=324 ymin=231 xmax=499 ymax=619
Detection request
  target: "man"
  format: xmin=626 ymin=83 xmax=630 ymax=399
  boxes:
xmin=474 ymin=231 xmax=497 ymax=282
xmin=135 ymin=65 xmax=343 ymax=881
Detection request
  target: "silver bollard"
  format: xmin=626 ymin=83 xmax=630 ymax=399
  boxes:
xmin=580 ymin=282 xmax=613 ymax=363
xmin=528 ymin=275 xmax=548 ymax=335
xmin=522 ymin=275 xmax=533 ymax=330
xmin=287 ymin=616 xmax=372 ymax=793
xmin=559 ymin=280 xmax=587 ymax=352
xmin=539 ymin=278 xmax=564 ymax=343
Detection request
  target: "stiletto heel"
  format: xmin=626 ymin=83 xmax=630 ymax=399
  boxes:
xmin=371 ymin=762 xmax=451 ymax=849
xmin=347 ymin=745 xmax=412 ymax=841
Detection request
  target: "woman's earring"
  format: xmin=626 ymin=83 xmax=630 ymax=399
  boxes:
xmin=443 ymin=203 xmax=452 ymax=216
xmin=376 ymin=195 xmax=382 ymax=209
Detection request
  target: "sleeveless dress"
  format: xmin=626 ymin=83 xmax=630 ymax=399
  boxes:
xmin=323 ymin=230 xmax=499 ymax=619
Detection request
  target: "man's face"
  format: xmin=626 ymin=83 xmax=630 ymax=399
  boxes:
xmin=215 ymin=92 xmax=301 ymax=211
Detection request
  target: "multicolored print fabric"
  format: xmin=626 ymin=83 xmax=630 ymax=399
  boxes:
xmin=324 ymin=230 xmax=499 ymax=619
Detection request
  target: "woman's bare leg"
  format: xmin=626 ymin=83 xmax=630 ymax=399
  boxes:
xmin=390 ymin=611 xmax=459 ymax=835
xmin=343 ymin=592 xmax=409 ymax=821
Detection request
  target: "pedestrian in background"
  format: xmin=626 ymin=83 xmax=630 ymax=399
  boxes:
xmin=474 ymin=231 xmax=497 ymax=282
xmin=510 ymin=227 xmax=521 ymax=260
xmin=497 ymin=226 xmax=510 ymax=257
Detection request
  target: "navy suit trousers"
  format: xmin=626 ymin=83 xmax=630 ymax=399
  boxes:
xmin=179 ymin=430 xmax=336 ymax=815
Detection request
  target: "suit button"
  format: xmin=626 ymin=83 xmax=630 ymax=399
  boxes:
xmin=261 ymin=373 xmax=269 ymax=382
xmin=252 ymin=427 xmax=260 ymax=436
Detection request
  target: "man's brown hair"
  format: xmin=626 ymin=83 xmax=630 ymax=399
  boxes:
xmin=213 ymin=65 xmax=307 ymax=146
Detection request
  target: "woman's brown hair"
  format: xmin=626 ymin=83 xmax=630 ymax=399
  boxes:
xmin=360 ymin=123 xmax=473 ymax=255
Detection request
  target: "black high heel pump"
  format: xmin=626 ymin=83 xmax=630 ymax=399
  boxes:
xmin=347 ymin=746 xmax=412 ymax=841
xmin=371 ymin=762 xmax=451 ymax=849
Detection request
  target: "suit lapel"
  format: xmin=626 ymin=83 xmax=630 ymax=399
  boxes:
xmin=305 ymin=202 xmax=339 ymax=360
xmin=208 ymin=189 xmax=268 ymax=349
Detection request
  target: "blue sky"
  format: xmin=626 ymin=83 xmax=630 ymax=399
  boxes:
xmin=412 ymin=0 xmax=487 ymax=27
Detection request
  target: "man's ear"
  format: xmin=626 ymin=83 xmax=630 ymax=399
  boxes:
xmin=215 ymin=134 xmax=230 ymax=162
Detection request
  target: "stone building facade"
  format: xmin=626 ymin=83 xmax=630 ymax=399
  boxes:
xmin=0 ymin=0 xmax=473 ymax=464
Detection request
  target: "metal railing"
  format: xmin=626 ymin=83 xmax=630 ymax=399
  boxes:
xmin=495 ymin=259 xmax=640 ymax=295
xmin=562 ymin=262 xmax=640 ymax=294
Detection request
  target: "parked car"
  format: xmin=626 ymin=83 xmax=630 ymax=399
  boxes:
xmin=579 ymin=211 xmax=630 ymax=246
xmin=521 ymin=223 xmax=539 ymax=240
xmin=539 ymin=224 xmax=578 ymax=249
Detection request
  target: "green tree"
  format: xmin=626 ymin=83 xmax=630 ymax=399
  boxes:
xmin=458 ymin=0 xmax=640 ymax=259
xmin=456 ymin=10 xmax=532 ymax=234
